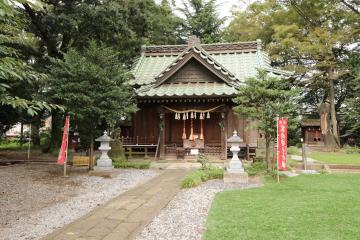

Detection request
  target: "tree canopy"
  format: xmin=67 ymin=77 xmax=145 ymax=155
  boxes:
xmin=225 ymin=0 xmax=360 ymax=147
xmin=0 ymin=0 xmax=62 ymax=136
xmin=48 ymin=41 xmax=137 ymax=147
xmin=233 ymin=70 xmax=300 ymax=168
xmin=0 ymin=0 xmax=184 ymax=147
xmin=179 ymin=0 xmax=225 ymax=43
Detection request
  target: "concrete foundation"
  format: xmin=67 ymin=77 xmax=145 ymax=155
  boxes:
xmin=90 ymin=168 xmax=115 ymax=178
xmin=224 ymin=172 xmax=249 ymax=183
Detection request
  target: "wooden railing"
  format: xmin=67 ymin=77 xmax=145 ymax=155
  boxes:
xmin=165 ymin=145 xmax=222 ymax=157
xmin=121 ymin=136 xmax=156 ymax=145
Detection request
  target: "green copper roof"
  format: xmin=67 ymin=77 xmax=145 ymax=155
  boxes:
xmin=131 ymin=40 xmax=292 ymax=98
xmin=131 ymin=55 xmax=178 ymax=86
xmin=130 ymin=51 xmax=266 ymax=86
xmin=137 ymin=82 xmax=237 ymax=97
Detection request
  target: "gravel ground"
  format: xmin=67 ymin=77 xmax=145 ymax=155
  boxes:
xmin=137 ymin=178 xmax=263 ymax=240
xmin=0 ymin=164 xmax=158 ymax=240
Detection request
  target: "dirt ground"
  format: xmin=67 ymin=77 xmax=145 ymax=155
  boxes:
xmin=0 ymin=163 xmax=158 ymax=240
xmin=0 ymin=164 xmax=85 ymax=228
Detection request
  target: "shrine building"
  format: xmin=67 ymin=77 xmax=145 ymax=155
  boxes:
xmin=121 ymin=36 xmax=289 ymax=161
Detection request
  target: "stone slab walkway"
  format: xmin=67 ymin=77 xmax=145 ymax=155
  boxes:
xmin=42 ymin=169 xmax=188 ymax=240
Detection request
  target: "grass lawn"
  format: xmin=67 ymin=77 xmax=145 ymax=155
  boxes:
xmin=204 ymin=174 xmax=360 ymax=240
xmin=0 ymin=141 xmax=30 ymax=151
xmin=309 ymin=151 xmax=360 ymax=165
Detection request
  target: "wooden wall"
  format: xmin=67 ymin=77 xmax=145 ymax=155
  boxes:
xmin=227 ymin=107 xmax=258 ymax=146
xmin=132 ymin=104 xmax=160 ymax=141
xmin=165 ymin=111 xmax=222 ymax=146
xmin=130 ymin=103 xmax=259 ymax=147
xmin=168 ymin=59 xmax=221 ymax=83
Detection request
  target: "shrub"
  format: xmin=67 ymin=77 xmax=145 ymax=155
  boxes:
xmin=181 ymin=166 xmax=224 ymax=188
xmin=287 ymin=146 xmax=299 ymax=155
xmin=344 ymin=146 xmax=360 ymax=154
xmin=113 ymin=157 xmax=150 ymax=169
xmin=245 ymin=161 xmax=267 ymax=176
xmin=109 ymin=139 xmax=126 ymax=159
xmin=40 ymin=131 xmax=51 ymax=149
xmin=319 ymin=169 xmax=329 ymax=174
xmin=207 ymin=166 xmax=224 ymax=179
xmin=197 ymin=153 xmax=209 ymax=170
xmin=267 ymin=169 xmax=288 ymax=179
xmin=0 ymin=140 xmax=29 ymax=150
xmin=181 ymin=172 xmax=203 ymax=188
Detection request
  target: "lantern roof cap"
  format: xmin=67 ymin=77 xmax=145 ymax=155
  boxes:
xmin=227 ymin=130 xmax=243 ymax=143
xmin=95 ymin=131 xmax=114 ymax=142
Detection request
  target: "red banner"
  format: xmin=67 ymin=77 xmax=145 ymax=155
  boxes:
xmin=277 ymin=118 xmax=288 ymax=171
xmin=57 ymin=116 xmax=70 ymax=165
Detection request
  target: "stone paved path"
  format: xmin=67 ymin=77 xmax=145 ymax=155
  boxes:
xmin=42 ymin=169 xmax=188 ymax=240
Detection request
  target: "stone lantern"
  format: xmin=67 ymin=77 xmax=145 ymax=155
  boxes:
xmin=95 ymin=130 xmax=114 ymax=169
xmin=224 ymin=130 xmax=248 ymax=183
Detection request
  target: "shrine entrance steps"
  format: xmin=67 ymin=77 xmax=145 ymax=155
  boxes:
xmin=161 ymin=154 xmax=224 ymax=163
xmin=150 ymin=161 xmax=225 ymax=170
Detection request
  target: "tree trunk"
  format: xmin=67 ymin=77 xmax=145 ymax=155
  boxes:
xmin=265 ymin=133 xmax=272 ymax=170
xmin=89 ymin=135 xmax=94 ymax=170
xmin=329 ymin=70 xmax=340 ymax=147
xmin=20 ymin=120 xmax=24 ymax=146
xmin=31 ymin=117 xmax=41 ymax=146
xmin=319 ymin=102 xmax=335 ymax=149
xmin=46 ymin=111 xmax=62 ymax=152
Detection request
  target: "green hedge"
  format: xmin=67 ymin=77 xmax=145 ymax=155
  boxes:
xmin=181 ymin=166 xmax=224 ymax=188
xmin=344 ymin=146 xmax=360 ymax=154
xmin=244 ymin=161 xmax=267 ymax=176
xmin=113 ymin=157 xmax=150 ymax=169
xmin=287 ymin=146 xmax=299 ymax=155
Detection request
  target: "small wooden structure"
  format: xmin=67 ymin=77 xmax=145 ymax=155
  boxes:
xmin=300 ymin=119 xmax=324 ymax=146
xmin=124 ymin=36 xmax=289 ymax=161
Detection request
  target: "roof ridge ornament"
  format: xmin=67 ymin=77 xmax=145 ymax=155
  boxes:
xmin=188 ymin=35 xmax=201 ymax=47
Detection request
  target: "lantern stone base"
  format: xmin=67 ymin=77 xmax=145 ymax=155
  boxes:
xmin=96 ymin=158 xmax=113 ymax=168
xmin=89 ymin=169 xmax=114 ymax=178
xmin=92 ymin=158 xmax=114 ymax=177
xmin=224 ymin=171 xmax=248 ymax=183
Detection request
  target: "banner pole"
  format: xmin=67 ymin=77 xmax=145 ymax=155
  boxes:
xmin=64 ymin=116 xmax=70 ymax=177
xmin=276 ymin=116 xmax=280 ymax=183
xmin=27 ymin=124 xmax=31 ymax=162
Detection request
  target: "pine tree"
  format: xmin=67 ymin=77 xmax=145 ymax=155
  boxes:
xmin=48 ymin=41 xmax=136 ymax=150
xmin=179 ymin=0 xmax=225 ymax=43
xmin=233 ymin=70 xmax=300 ymax=169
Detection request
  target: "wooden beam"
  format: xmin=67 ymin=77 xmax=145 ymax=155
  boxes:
xmin=159 ymin=111 xmax=166 ymax=159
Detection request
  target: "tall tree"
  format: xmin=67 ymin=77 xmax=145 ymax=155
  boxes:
xmin=0 ymin=0 xmax=62 ymax=137
xmin=145 ymin=0 xmax=186 ymax=45
xmin=225 ymin=0 xmax=359 ymax=147
xmin=20 ymin=0 xmax=182 ymax=148
xmin=179 ymin=0 xmax=225 ymax=43
xmin=47 ymin=41 xmax=136 ymax=153
xmin=22 ymin=0 xmax=184 ymax=65
xmin=342 ymin=53 xmax=360 ymax=142
xmin=234 ymin=70 xmax=299 ymax=169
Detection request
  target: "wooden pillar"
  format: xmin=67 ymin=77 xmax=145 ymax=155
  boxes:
xmin=159 ymin=112 xmax=166 ymax=160
xmin=220 ymin=111 xmax=227 ymax=160
xmin=144 ymin=147 xmax=148 ymax=159
xmin=246 ymin=144 xmax=250 ymax=161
